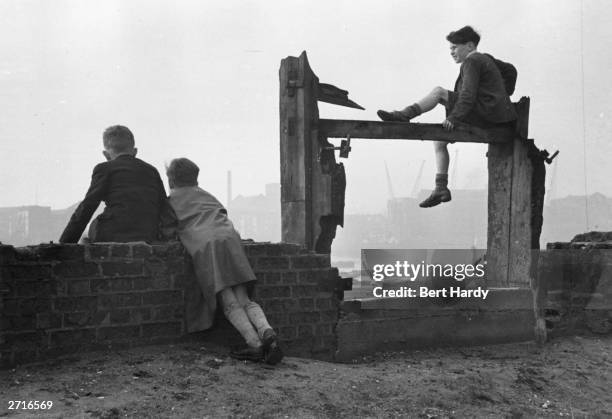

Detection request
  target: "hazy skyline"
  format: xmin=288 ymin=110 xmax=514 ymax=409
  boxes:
xmin=1 ymin=0 xmax=610 ymax=224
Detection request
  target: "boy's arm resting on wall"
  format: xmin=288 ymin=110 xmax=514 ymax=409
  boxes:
xmin=447 ymin=58 xmax=481 ymax=124
xmin=159 ymin=198 xmax=178 ymax=241
xmin=59 ymin=163 xmax=108 ymax=243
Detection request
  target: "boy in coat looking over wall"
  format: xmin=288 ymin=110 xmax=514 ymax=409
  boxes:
xmin=165 ymin=157 xmax=283 ymax=365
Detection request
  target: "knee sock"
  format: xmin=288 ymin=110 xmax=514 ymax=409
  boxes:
xmin=401 ymin=103 xmax=423 ymax=119
xmin=435 ymin=173 xmax=449 ymax=191
xmin=223 ymin=302 xmax=262 ymax=348
xmin=244 ymin=301 xmax=273 ymax=338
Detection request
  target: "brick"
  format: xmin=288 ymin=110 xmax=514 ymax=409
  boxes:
xmin=263 ymin=272 xmax=281 ymax=285
xmin=110 ymin=309 xmax=131 ymax=324
xmin=298 ymin=298 xmax=314 ymax=310
xmin=298 ymin=324 xmax=314 ymax=338
xmin=36 ymin=244 xmax=84 ymax=261
xmin=280 ymin=244 xmax=302 ymax=255
xmin=142 ymin=290 xmax=182 ymax=305
xmin=110 ymin=245 xmax=131 ymax=258
xmin=0 ymin=245 xmax=16 ymax=263
xmin=3 ymin=315 xmax=36 ymax=331
xmin=6 ymin=265 xmax=53 ymax=280
xmin=140 ymin=275 xmax=172 ymax=290
xmin=144 ymin=260 xmax=169 ymax=276
xmin=99 ymin=293 xmax=141 ymax=308
xmin=4 ymin=331 xmax=45 ymax=348
xmin=133 ymin=244 xmax=152 ymax=258
xmin=254 ymin=286 xmax=291 ymax=299
xmin=173 ymin=273 xmax=190 ymax=288
xmin=151 ymin=305 xmax=183 ymax=321
xmin=130 ymin=308 xmax=152 ymax=323
xmin=291 ymin=255 xmax=330 ymax=270
xmin=281 ymin=271 xmax=298 ymax=285
xmin=0 ymin=351 xmax=13 ymax=368
xmin=63 ymin=311 xmax=108 ymax=327
xmin=288 ymin=312 xmax=320 ymax=324
xmin=264 ymin=312 xmax=287 ymax=326
xmin=101 ymin=261 xmax=143 ymax=277
xmin=16 ymin=279 xmax=59 ymax=297
xmin=314 ymin=335 xmax=336 ymax=351
xmin=36 ymin=312 xmax=62 ymax=329
xmin=244 ymin=244 xmax=283 ymax=257
xmin=316 ymin=323 xmax=334 ymax=336
xmin=67 ymin=279 xmax=91 ymax=295
xmin=54 ymin=262 xmax=99 ymax=278
xmin=12 ymin=349 xmax=40 ymax=364
xmin=278 ymin=326 xmax=297 ymax=340
xmin=291 ymin=285 xmax=318 ymax=298
xmin=98 ymin=325 xmax=139 ymax=341
xmin=87 ymin=244 xmax=110 ymax=259
xmin=50 ymin=329 xmax=96 ymax=347
xmin=152 ymin=243 xmax=184 ymax=258
xmin=320 ymin=310 xmax=338 ymax=322
xmin=263 ymin=298 xmax=295 ymax=313
xmin=256 ymin=257 xmax=290 ymax=270
xmin=298 ymin=270 xmax=328 ymax=285
xmin=109 ymin=278 xmax=134 ymax=292
xmin=141 ymin=321 xmax=182 ymax=337
xmin=55 ymin=296 xmax=98 ymax=312
xmin=315 ymin=298 xmax=332 ymax=310
xmin=5 ymin=298 xmax=52 ymax=315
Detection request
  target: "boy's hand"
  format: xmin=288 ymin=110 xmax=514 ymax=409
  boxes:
xmin=442 ymin=119 xmax=454 ymax=131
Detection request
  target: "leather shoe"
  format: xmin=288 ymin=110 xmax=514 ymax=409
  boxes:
xmin=377 ymin=109 xmax=412 ymax=122
xmin=419 ymin=188 xmax=452 ymax=208
xmin=262 ymin=328 xmax=284 ymax=365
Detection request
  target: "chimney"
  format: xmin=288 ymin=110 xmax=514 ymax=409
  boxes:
xmin=227 ymin=170 xmax=232 ymax=207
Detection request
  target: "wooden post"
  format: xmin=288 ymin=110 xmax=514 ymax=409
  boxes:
xmin=279 ymin=51 xmax=318 ymax=248
xmin=486 ymin=97 xmax=539 ymax=287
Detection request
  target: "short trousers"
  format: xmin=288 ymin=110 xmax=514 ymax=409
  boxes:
xmin=445 ymin=90 xmax=514 ymax=129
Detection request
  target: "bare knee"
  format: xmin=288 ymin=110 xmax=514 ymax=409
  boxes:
xmin=233 ymin=284 xmax=251 ymax=306
xmin=431 ymin=86 xmax=447 ymax=100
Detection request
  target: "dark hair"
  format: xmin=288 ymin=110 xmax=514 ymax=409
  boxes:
xmin=167 ymin=158 xmax=199 ymax=187
xmin=446 ymin=26 xmax=480 ymax=46
xmin=103 ymin=125 xmax=135 ymax=153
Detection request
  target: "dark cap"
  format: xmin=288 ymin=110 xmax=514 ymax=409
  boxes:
xmin=446 ymin=26 xmax=480 ymax=46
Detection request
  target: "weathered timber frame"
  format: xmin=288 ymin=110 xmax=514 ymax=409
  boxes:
xmin=279 ymin=52 xmax=546 ymax=304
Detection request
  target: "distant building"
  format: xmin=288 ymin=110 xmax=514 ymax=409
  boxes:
xmin=541 ymin=193 xmax=612 ymax=244
xmin=0 ymin=206 xmax=53 ymax=246
xmin=0 ymin=203 xmax=80 ymax=246
xmin=227 ymin=183 xmax=281 ymax=242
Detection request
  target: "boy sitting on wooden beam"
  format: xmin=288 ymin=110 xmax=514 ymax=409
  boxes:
xmin=378 ymin=25 xmax=517 ymax=208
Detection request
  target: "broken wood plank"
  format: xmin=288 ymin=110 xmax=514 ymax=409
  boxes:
xmin=319 ymin=119 xmax=514 ymax=143
xmin=317 ymin=83 xmax=365 ymax=110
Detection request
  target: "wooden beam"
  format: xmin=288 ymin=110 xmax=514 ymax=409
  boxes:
xmin=319 ymin=119 xmax=514 ymax=143
xmin=317 ymin=83 xmax=365 ymax=110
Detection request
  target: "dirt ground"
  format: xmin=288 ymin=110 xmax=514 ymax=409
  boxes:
xmin=1 ymin=335 xmax=611 ymax=419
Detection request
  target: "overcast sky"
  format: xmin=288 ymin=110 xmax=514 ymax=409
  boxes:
xmin=0 ymin=0 xmax=610 ymax=217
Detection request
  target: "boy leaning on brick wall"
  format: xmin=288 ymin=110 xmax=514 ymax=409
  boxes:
xmin=163 ymin=157 xmax=283 ymax=365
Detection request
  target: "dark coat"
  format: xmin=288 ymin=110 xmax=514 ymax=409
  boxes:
xmin=59 ymin=154 xmax=167 ymax=243
xmin=447 ymin=52 xmax=517 ymax=125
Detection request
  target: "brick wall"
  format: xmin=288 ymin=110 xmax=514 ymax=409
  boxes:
xmin=543 ymin=237 xmax=612 ymax=336
xmin=0 ymin=242 xmax=342 ymax=368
